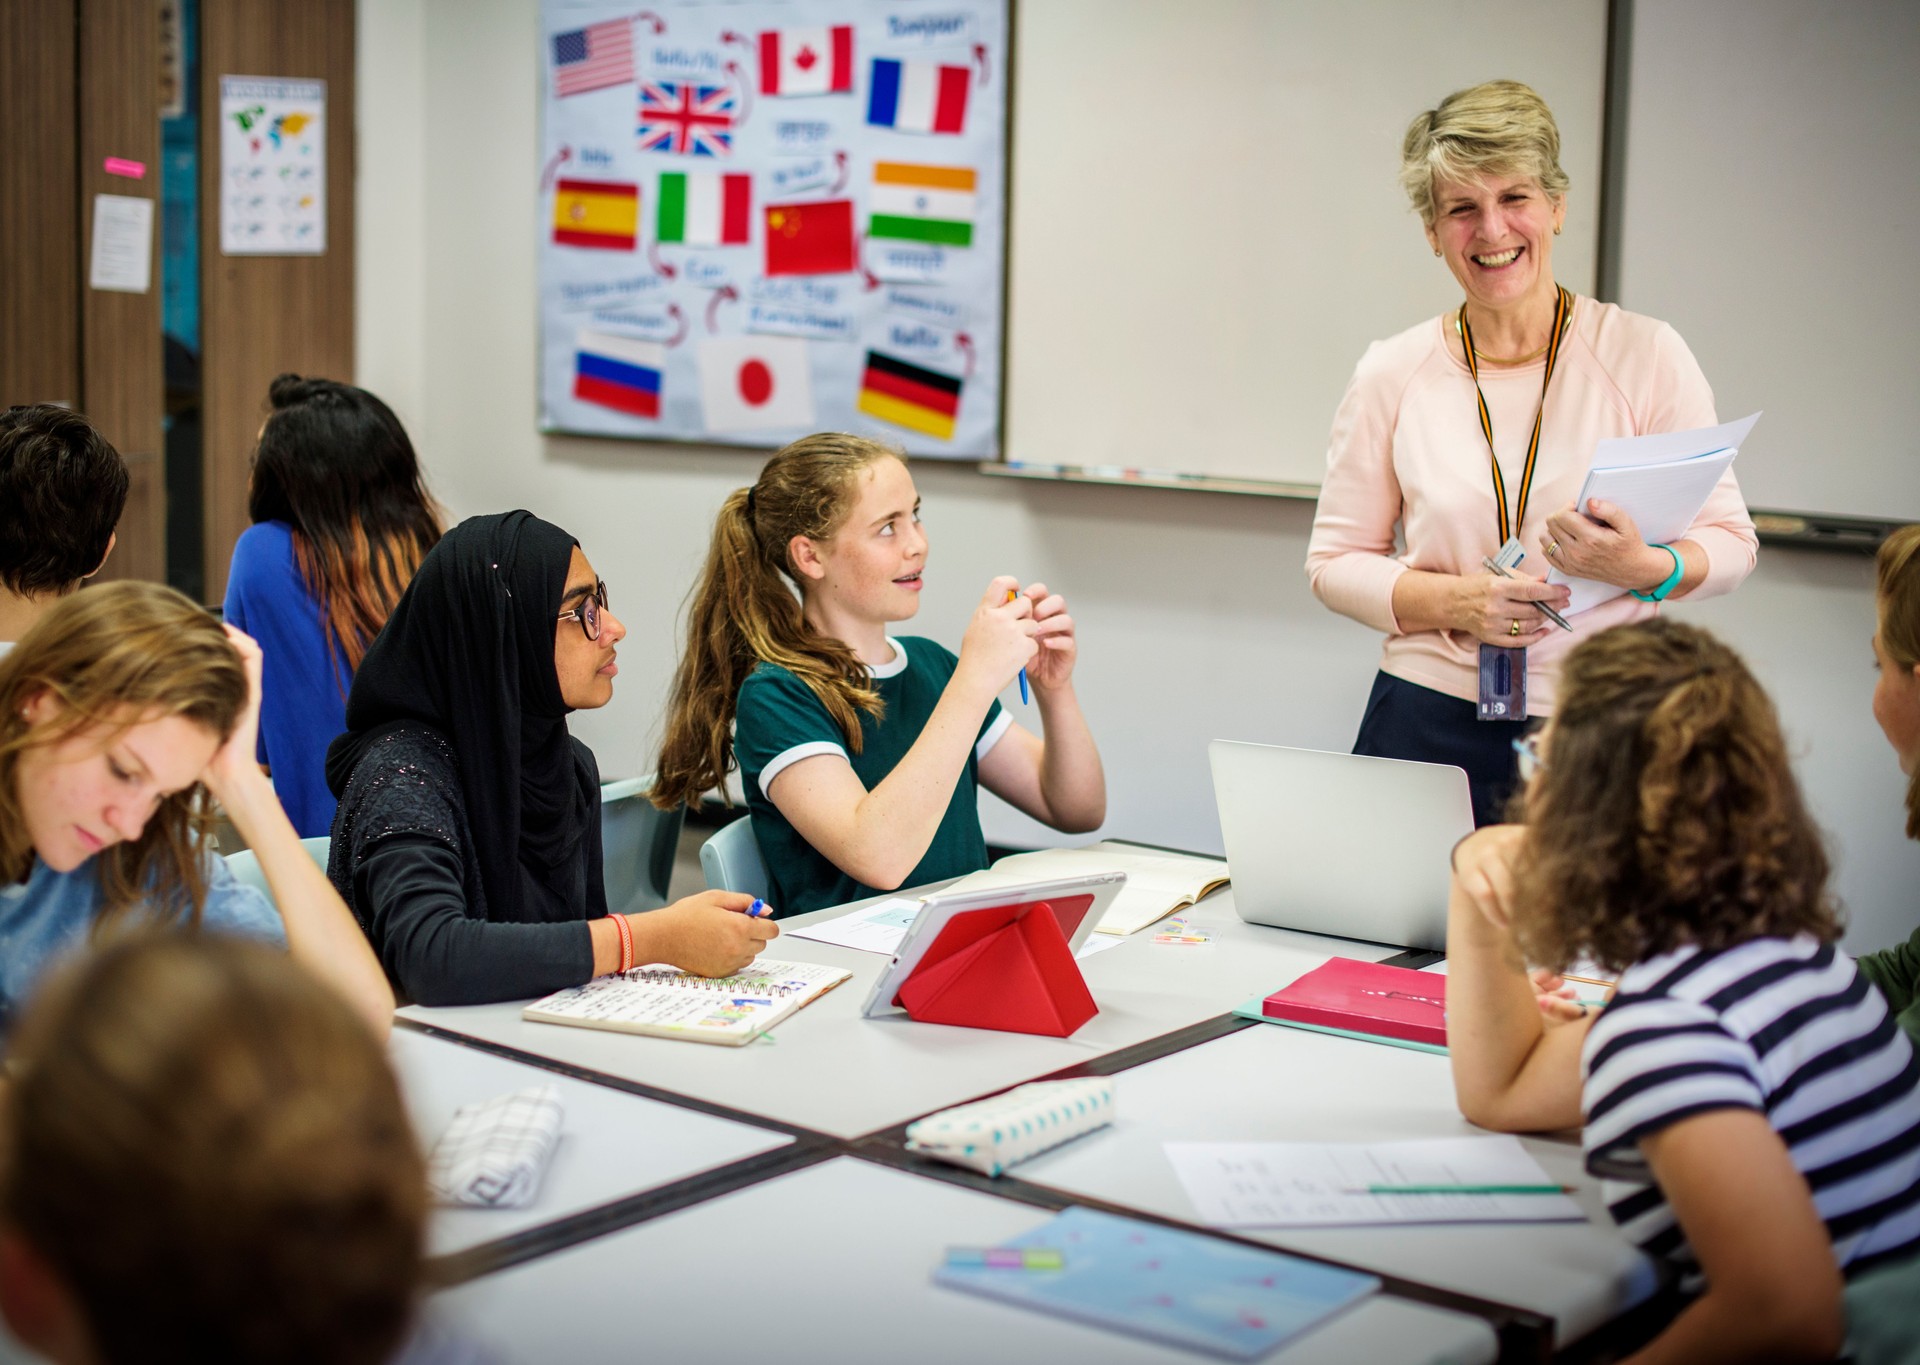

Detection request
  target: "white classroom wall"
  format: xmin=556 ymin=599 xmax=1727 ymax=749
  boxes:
xmin=355 ymin=0 xmax=1917 ymax=954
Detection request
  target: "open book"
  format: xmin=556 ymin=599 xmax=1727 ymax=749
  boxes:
xmin=522 ymin=958 xmax=851 ymax=1047
xmin=943 ymin=841 xmax=1230 ymax=936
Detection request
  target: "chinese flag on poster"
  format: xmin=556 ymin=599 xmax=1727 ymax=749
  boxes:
xmin=762 ymin=199 xmax=856 ymax=276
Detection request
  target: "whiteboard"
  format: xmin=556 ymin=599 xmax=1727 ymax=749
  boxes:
xmin=1615 ymin=0 xmax=1920 ymax=520
xmin=538 ymin=0 xmax=1009 ymax=458
xmin=1002 ymin=0 xmax=1608 ymax=489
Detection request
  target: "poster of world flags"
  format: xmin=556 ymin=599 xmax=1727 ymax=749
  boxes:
xmin=538 ymin=0 xmax=1009 ymax=458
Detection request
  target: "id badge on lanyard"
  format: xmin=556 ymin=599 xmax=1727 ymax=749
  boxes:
xmin=1466 ymin=287 xmax=1571 ymax=723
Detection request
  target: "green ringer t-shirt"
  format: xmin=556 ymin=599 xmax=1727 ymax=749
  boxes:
xmin=735 ymin=636 xmax=1011 ymax=917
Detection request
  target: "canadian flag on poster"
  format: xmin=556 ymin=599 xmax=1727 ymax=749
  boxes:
xmin=760 ymin=26 xmax=854 ymax=96
xmin=698 ymin=335 xmax=815 ymax=433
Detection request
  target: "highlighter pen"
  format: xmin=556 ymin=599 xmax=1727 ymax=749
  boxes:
xmin=746 ymin=899 xmax=773 ymax=919
xmin=1480 ymin=556 xmax=1574 ymax=633
xmin=1346 ymin=1184 xmax=1575 ymax=1195
xmin=1007 ymin=589 xmax=1031 ymax=704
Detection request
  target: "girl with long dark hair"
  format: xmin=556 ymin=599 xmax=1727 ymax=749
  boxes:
xmin=223 ymin=375 xmax=441 ymax=836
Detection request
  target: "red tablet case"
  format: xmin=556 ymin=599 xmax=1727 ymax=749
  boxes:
xmin=894 ymin=893 xmax=1099 ymax=1037
xmin=1262 ymin=958 xmax=1448 ymax=1047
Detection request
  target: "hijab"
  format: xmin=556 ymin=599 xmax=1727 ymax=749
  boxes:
xmin=326 ymin=511 xmax=601 ymax=922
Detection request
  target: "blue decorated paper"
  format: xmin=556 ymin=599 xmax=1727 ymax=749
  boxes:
xmin=932 ymin=1206 xmax=1378 ymax=1360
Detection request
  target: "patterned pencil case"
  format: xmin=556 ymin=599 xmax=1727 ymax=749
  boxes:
xmin=905 ymin=1077 xmax=1116 ymax=1177
xmin=426 ymin=1083 xmax=565 ymax=1209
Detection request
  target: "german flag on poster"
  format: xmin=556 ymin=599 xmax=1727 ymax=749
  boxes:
xmin=857 ymin=351 xmax=961 ymax=441
xmin=553 ymin=178 xmax=638 ymax=250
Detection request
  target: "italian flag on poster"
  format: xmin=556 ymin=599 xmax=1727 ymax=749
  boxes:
xmin=868 ymin=162 xmax=975 ymax=247
xmin=658 ymin=171 xmax=751 ymax=247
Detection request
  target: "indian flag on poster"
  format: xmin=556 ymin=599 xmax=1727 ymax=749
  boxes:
xmin=658 ymin=171 xmax=750 ymax=247
xmin=867 ymin=162 xmax=975 ymax=248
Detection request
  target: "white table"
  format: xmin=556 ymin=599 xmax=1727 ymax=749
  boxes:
xmin=1010 ymin=1023 xmax=1665 ymax=1349
xmin=392 ymin=1029 xmax=794 ymax=1258
xmin=401 ymin=886 xmax=1400 ymax=1139
xmin=432 ymin=1156 xmax=1499 ymax=1365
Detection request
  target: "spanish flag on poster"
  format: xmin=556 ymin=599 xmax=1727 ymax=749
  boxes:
xmin=553 ymin=178 xmax=638 ymax=250
xmin=857 ymin=350 xmax=961 ymax=441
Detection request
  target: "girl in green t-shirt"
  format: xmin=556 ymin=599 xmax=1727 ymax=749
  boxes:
xmin=652 ymin=433 xmax=1105 ymax=915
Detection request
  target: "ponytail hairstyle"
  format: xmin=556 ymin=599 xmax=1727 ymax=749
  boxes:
xmin=1876 ymin=523 xmax=1920 ymax=838
xmin=651 ymin=433 xmax=902 ymax=809
xmin=1512 ymin=618 xmax=1838 ymax=973
xmin=248 ymin=374 xmax=442 ymax=675
xmin=0 ymin=581 xmax=246 ymax=927
xmin=0 ymin=933 xmax=426 ymax=1365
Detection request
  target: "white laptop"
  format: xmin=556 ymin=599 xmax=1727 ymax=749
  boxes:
xmin=1207 ymin=740 xmax=1474 ymax=951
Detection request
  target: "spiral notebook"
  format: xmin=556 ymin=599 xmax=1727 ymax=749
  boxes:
xmin=522 ymin=958 xmax=851 ymax=1046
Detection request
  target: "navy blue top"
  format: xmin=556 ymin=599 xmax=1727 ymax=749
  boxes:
xmin=223 ymin=520 xmax=351 ymax=837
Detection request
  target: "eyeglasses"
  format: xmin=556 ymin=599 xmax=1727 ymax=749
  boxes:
xmin=1512 ymin=732 xmax=1545 ymax=784
xmin=556 ymin=579 xmax=611 ymax=640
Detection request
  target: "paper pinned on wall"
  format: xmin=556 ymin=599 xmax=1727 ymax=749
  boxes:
xmin=219 ymin=76 xmax=327 ymax=256
xmin=88 ymin=194 xmax=154 ymax=293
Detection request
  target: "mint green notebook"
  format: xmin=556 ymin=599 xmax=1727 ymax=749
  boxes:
xmin=1232 ymin=995 xmax=1449 ymax=1055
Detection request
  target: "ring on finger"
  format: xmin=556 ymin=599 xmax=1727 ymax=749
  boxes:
xmin=1545 ymin=540 xmax=1560 ymax=558
xmin=1509 ymin=619 xmax=1522 ymax=637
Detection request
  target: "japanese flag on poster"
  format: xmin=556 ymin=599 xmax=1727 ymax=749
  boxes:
xmin=759 ymin=26 xmax=854 ymax=96
xmin=698 ymin=335 xmax=815 ymax=432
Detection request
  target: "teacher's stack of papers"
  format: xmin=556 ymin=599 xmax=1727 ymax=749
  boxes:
xmin=1551 ymin=411 xmax=1761 ymax=615
xmin=1166 ymin=1136 xmax=1586 ymax=1227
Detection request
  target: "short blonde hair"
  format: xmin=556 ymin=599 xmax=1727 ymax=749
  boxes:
xmin=1400 ymin=80 xmax=1570 ymax=227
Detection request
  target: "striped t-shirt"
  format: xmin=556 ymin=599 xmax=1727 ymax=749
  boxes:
xmin=1582 ymin=935 xmax=1920 ymax=1288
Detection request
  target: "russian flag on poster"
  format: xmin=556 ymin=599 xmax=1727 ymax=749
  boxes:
xmin=698 ymin=335 xmax=815 ymax=432
xmin=866 ymin=57 xmax=969 ymax=135
xmin=759 ymin=26 xmax=854 ymax=96
xmin=658 ymin=171 xmax=750 ymax=246
xmin=573 ymin=331 xmax=664 ymax=418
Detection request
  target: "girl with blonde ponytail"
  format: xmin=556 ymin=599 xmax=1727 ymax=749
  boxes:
xmin=1440 ymin=618 xmax=1920 ymax=1364
xmin=654 ymin=433 xmax=1105 ymax=916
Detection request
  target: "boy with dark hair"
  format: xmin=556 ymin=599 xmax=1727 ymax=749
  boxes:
xmin=0 ymin=405 xmax=131 ymax=654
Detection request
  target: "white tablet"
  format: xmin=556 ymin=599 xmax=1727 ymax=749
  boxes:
xmin=858 ymin=872 xmax=1127 ymax=1020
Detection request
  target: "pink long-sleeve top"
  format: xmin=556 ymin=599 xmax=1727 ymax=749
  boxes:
xmin=1305 ymin=296 xmax=1758 ymax=714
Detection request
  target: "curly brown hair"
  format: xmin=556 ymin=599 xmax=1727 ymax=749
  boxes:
xmin=1512 ymin=618 xmax=1839 ymax=973
xmin=1875 ymin=523 xmax=1920 ymax=839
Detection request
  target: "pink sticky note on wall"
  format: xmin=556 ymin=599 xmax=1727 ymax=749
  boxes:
xmin=103 ymin=157 xmax=147 ymax=179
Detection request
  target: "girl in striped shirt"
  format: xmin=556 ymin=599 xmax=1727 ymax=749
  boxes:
xmin=1446 ymin=618 xmax=1920 ymax=1364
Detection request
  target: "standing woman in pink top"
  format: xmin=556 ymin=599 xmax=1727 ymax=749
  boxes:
xmin=1305 ymin=80 xmax=1757 ymax=825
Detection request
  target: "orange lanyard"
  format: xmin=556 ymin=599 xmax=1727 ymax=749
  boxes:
xmin=1458 ymin=286 xmax=1572 ymax=544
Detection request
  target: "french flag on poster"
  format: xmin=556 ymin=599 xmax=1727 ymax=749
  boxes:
xmin=760 ymin=26 xmax=854 ymax=96
xmin=866 ymin=57 xmax=969 ymax=135
xmin=573 ymin=331 xmax=664 ymax=419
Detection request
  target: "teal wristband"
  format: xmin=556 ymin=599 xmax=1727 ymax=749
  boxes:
xmin=1630 ymin=544 xmax=1684 ymax=603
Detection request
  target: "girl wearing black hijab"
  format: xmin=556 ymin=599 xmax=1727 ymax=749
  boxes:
xmin=325 ymin=511 xmax=775 ymax=1006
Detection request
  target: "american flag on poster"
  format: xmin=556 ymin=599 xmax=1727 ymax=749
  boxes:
xmin=551 ymin=19 xmax=634 ymax=97
xmin=637 ymin=81 xmax=739 ymax=158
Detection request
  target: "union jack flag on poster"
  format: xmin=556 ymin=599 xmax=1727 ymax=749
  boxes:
xmin=637 ymin=81 xmax=739 ymax=158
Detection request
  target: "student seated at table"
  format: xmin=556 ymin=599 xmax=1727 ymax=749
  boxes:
xmin=224 ymin=374 xmax=443 ymax=838
xmin=0 ymin=582 xmax=393 ymax=1042
xmin=1445 ymin=618 xmax=1920 ymax=1365
xmin=0 ymin=404 xmax=128 ymax=656
xmin=326 ymin=511 xmax=773 ymax=1007
xmin=650 ymin=433 xmax=1106 ymax=917
xmin=0 ymin=933 xmax=424 ymax=1365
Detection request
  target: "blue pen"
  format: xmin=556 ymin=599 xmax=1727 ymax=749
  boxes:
xmin=1007 ymin=589 xmax=1030 ymax=705
xmin=746 ymin=898 xmax=773 ymax=919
